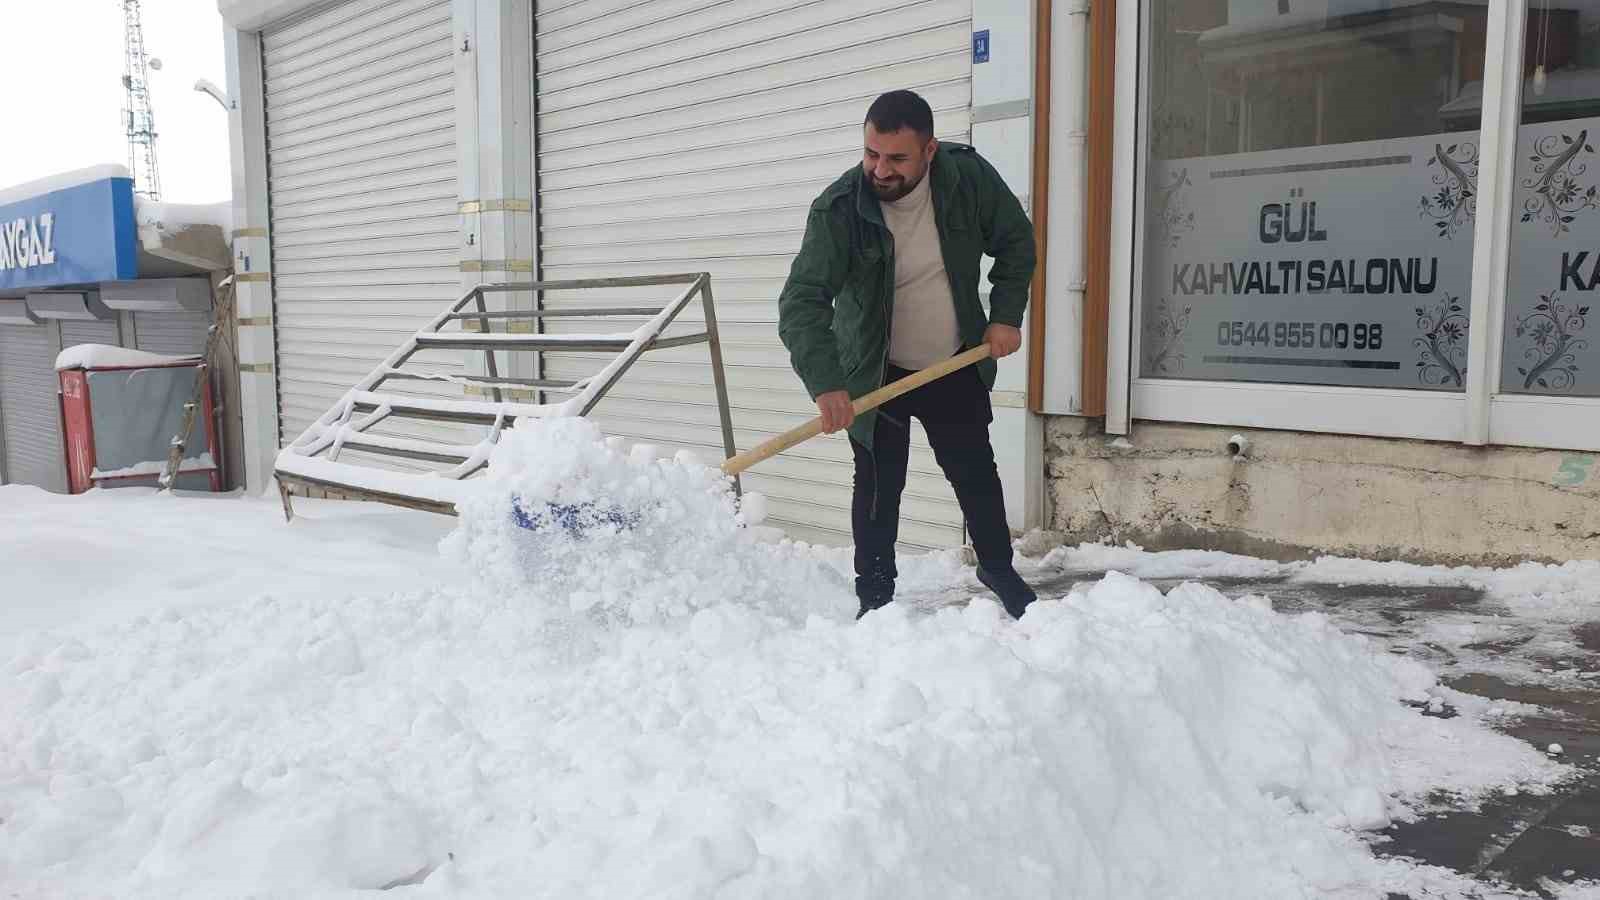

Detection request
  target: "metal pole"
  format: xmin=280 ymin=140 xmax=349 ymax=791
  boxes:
xmin=478 ymin=274 xmax=703 ymax=292
xmin=698 ymin=274 xmax=741 ymax=496
xmin=534 ymin=276 xmax=546 ymax=407
xmin=0 ymin=332 xmax=9 ymax=484
xmin=278 ymin=478 xmax=295 ymax=522
xmin=160 ymin=280 xmax=234 ymax=492
xmin=49 ymin=320 xmax=68 ymax=493
xmin=471 ymin=287 xmax=503 ymax=404
xmin=575 ymin=278 xmax=703 ymax=417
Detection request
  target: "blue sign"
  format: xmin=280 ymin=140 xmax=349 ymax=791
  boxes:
xmin=973 ymin=29 xmax=991 ymax=64
xmin=0 ymin=177 xmax=138 ymax=292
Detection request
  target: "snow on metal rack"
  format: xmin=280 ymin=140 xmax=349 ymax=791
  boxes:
xmin=272 ymin=273 xmax=739 ymax=520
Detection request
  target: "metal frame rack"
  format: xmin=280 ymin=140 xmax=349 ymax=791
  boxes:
xmin=273 ymin=273 xmax=737 ymax=519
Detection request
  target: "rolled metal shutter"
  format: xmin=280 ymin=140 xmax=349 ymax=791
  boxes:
xmin=0 ymin=324 xmax=63 ymax=490
xmin=534 ymin=0 xmax=973 ymax=548
xmin=59 ymin=319 xmax=120 ymax=350
xmin=133 ymin=310 xmax=211 ymax=355
xmin=261 ymin=0 xmax=467 ymax=468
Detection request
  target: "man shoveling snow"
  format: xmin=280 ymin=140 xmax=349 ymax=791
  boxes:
xmin=1 ymin=88 xmax=1591 ymax=900
xmin=778 ymin=89 xmax=1039 ymax=620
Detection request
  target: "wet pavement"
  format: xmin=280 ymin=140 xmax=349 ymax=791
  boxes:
xmin=905 ymin=567 xmax=1600 ymax=898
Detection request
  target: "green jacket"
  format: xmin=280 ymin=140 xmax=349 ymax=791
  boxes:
xmin=777 ymin=142 xmax=1036 ymax=447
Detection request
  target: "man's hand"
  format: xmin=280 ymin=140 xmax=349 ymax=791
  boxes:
xmin=815 ymin=390 xmax=855 ymax=434
xmin=984 ymin=324 xmax=1023 ymax=359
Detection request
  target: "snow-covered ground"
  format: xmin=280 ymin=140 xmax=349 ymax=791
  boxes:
xmin=1 ymin=419 xmax=1595 ymax=898
xmin=0 ymin=484 xmax=462 ymax=638
xmin=1027 ymin=542 xmax=1600 ymax=693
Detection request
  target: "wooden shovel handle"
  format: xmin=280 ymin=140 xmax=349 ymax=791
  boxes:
xmin=721 ymin=344 xmax=993 ymax=477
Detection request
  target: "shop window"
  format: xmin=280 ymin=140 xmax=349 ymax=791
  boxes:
xmin=1497 ymin=0 xmax=1600 ymax=397
xmin=1139 ymin=0 xmax=1495 ymax=392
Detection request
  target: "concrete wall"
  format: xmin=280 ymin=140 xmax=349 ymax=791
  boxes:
xmin=1044 ymin=415 xmax=1600 ymax=566
xmin=971 ymin=0 xmax=1047 ymax=530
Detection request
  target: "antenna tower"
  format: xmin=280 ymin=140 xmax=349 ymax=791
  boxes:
xmin=121 ymin=0 xmax=162 ymax=200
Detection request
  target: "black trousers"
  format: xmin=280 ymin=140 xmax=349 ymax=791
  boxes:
xmin=849 ymin=361 xmax=1014 ymax=597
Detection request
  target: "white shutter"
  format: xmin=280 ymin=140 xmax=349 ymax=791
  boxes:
xmin=0 ymin=324 xmax=63 ymax=490
xmin=133 ymin=310 xmax=211 ymax=356
xmin=534 ymin=0 xmax=973 ymax=548
xmin=262 ymin=0 xmax=466 ymax=470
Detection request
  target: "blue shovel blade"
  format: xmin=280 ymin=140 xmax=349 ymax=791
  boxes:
xmin=511 ymin=497 xmax=642 ymax=537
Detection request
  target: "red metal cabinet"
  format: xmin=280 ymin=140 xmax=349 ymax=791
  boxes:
xmin=58 ymin=358 xmax=221 ymax=494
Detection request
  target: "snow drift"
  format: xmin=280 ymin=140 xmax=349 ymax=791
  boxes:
xmin=0 ymin=419 xmax=1577 ymax=898
xmin=442 ymin=417 xmax=852 ymax=629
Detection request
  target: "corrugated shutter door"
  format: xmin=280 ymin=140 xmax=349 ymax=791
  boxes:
xmin=59 ymin=319 xmax=120 ymax=350
xmin=134 ymin=310 xmax=211 ymax=355
xmin=262 ymin=0 xmax=468 ymax=469
xmin=534 ymin=0 xmax=973 ymax=548
xmin=0 ymin=325 xmax=63 ymax=490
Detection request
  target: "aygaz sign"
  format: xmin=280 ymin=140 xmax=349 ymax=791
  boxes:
xmin=0 ymin=176 xmax=138 ymax=293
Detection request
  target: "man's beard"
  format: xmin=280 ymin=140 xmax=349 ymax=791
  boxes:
xmin=869 ymin=168 xmax=924 ymax=202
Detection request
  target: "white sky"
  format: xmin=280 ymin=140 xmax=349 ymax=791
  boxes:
xmin=0 ymin=0 xmax=230 ymax=203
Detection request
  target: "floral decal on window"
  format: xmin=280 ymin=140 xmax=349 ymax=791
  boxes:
xmin=1413 ymin=295 xmax=1468 ymax=387
xmin=1520 ymin=130 xmax=1597 ymax=236
xmin=1419 ymin=142 xmax=1478 ymax=240
xmin=1153 ymin=169 xmax=1195 ymax=248
xmin=1513 ymin=294 xmax=1589 ymax=391
xmin=1144 ymin=299 xmax=1191 ymax=375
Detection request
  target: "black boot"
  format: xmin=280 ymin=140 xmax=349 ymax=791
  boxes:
xmin=856 ymin=592 xmax=893 ymax=619
xmin=856 ymin=578 xmax=895 ymax=620
xmin=976 ymin=566 xmax=1036 ymax=619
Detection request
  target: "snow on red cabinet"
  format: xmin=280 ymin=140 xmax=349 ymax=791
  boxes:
xmin=56 ymin=343 xmax=220 ymax=493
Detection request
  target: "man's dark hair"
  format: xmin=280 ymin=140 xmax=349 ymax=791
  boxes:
xmin=865 ymin=90 xmax=934 ymax=141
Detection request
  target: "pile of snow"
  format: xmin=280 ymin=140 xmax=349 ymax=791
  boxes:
xmin=134 ymin=199 xmax=232 ymax=236
xmin=1038 ymin=542 xmax=1293 ymax=581
xmin=92 ymin=452 xmax=218 ymax=481
xmin=0 ymin=165 xmax=130 ymax=207
xmin=0 ymin=427 xmax=1582 ymax=898
xmin=54 ymin=344 xmax=199 ymax=372
xmin=443 ymin=417 xmax=851 ymax=628
xmin=0 ymin=573 xmax=1569 ymax=897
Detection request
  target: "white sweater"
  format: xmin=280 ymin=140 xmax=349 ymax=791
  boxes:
xmin=879 ymin=173 xmax=961 ymax=370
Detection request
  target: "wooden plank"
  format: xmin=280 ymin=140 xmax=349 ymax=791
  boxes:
xmin=1028 ymin=0 xmax=1051 ymax=413
xmin=276 ymin=471 xmax=459 ymax=515
xmin=1081 ymin=0 xmax=1116 ymax=417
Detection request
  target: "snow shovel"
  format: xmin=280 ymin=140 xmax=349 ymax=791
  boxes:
xmin=718 ymin=343 xmax=993 ymax=477
xmin=512 ymin=344 xmax=993 ymax=533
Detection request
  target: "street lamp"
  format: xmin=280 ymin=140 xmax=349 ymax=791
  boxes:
xmin=193 ymin=79 xmax=231 ymax=111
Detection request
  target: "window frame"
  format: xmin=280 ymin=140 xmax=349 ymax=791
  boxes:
xmin=1109 ymin=0 xmax=1600 ymax=452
